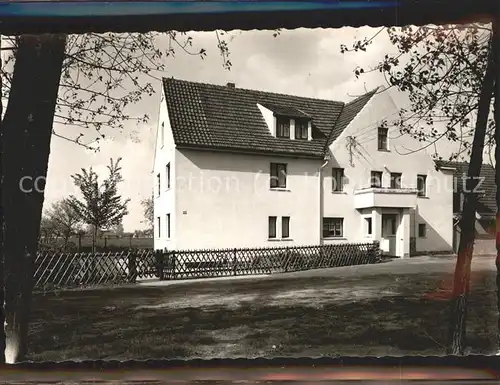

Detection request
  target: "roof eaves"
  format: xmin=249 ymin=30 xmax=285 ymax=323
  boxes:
xmin=176 ymin=143 xmax=324 ymax=160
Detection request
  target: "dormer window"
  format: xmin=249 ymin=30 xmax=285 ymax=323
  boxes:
xmin=295 ymin=119 xmax=308 ymax=140
xmin=276 ymin=116 xmax=290 ymax=138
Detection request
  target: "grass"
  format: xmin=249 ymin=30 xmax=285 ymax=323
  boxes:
xmin=27 ymin=257 xmax=498 ymax=361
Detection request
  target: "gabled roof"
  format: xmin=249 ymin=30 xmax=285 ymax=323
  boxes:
xmin=162 ymin=78 xmax=377 ymax=159
xmin=435 ymin=160 xmax=496 ymax=216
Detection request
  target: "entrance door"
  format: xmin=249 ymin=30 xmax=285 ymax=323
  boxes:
xmin=382 ymin=214 xmax=398 ymax=256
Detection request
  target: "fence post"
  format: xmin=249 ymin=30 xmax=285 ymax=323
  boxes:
xmin=172 ymin=250 xmax=176 ymax=279
xmin=284 ymin=247 xmax=290 ymax=273
xmin=233 ymin=248 xmax=237 ymax=276
xmin=154 ymin=250 xmax=163 ymax=280
xmin=129 ymin=234 xmax=133 ymax=249
xmin=104 ymin=236 xmax=108 ymax=250
xmin=128 ymin=250 xmax=137 ymax=283
xmin=78 ymin=234 xmax=82 ymax=251
xmin=372 ymin=240 xmax=381 ymax=263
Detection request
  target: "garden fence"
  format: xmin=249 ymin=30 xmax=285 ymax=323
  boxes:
xmin=34 ymin=249 xmax=156 ymax=290
xmin=155 ymin=241 xmax=381 ymax=280
xmin=33 ymin=241 xmax=381 ymax=290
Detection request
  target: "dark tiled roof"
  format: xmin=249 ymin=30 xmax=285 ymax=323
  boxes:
xmin=435 ymin=160 xmax=496 ymax=216
xmin=163 ymin=78 xmax=376 ymax=158
xmin=326 ymin=88 xmax=378 ymax=147
xmin=261 ymin=104 xmax=311 ymax=119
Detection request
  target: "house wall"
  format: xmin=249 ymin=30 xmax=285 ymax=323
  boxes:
xmin=325 ymin=88 xmax=454 ymax=253
xmin=153 ymin=86 xmax=177 ymax=251
xmin=173 ymin=149 xmax=322 ymax=250
xmin=154 ymin=84 xmax=455 ymax=253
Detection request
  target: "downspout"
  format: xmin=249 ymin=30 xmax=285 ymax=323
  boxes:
xmin=319 ymin=155 xmax=330 ymax=245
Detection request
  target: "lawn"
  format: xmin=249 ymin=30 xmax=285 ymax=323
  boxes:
xmin=27 ymin=256 xmax=499 ymax=361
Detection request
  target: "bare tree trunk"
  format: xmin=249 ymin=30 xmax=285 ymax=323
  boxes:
xmin=1 ymin=34 xmax=66 ymax=363
xmin=92 ymin=225 xmax=97 ymax=253
xmin=494 ymin=16 xmax=500 ymax=355
xmin=447 ymin=30 xmax=497 ymax=355
xmin=0 ymin=33 xmax=7 ymax=365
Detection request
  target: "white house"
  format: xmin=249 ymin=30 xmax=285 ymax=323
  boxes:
xmin=153 ymin=78 xmax=455 ymax=257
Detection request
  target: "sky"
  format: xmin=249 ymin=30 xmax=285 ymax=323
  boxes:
xmin=4 ymin=27 xmax=465 ymax=232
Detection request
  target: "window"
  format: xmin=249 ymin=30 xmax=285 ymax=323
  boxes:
xmin=453 ymin=192 xmax=461 ymax=213
xmin=417 ymin=174 xmax=427 ymax=197
xmin=166 ymin=163 xmax=171 ymax=189
xmin=268 ymin=216 xmax=277 ymax=239
xmin=295 ymin=119 xmax=308 ymax=139
xmin=166 ymin=214 xmax=171 ymax=238
xmin=156 ymin=173 xmax=161 ymax=196
xmin=390 ymin=173 xmax=402 ymax=189
xmin=323 ymin=217 xmax=344 ymax=238
xmin=160 ymin=122 xmax=164 ymax=147
xmin=418 ymin=223 xmax=426 ymax=238
xmin=332 ymin=168 xmax=344 ymax=192
xmin=371 ymin=171 xmax=383 ymax=188
xmin=156 ymin=217 xmax=161 ymax=238
xmin=276 ymin=116 xmax=290 ymax=138
xmin=378 ymin=127 xmax=388 ymax=150
xmin=270 ymin=163 xmax=287 ymax=188
xmin=365 ymin=217 xmax=372 ymax=235
xmin=282 ymin=216 xmax=290 ymax=239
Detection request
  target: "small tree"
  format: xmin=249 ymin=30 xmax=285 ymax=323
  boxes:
xmin=111 ymin=222 xmax=125 ymax=238
xmin=42 ymin=198 xmax=82 ymax=250
xmin=67 ymin=157 xmax=130 ymax=252
xmin=141 ymin=193 xmax=154 ymax=231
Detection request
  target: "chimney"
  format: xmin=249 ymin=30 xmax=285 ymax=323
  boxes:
xmin=226 ymin=82 xmax=235 ymax=88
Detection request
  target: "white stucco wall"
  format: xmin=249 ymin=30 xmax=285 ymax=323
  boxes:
xmin=173 ymin=149 xmax=322 ymax=250
xmin=153 ymin=86 xmax=177 ymax=251
xmin=153 ymin=85 xmax=454 ymax=254
xmin=325 ymin=89 xmax=454 ymax=253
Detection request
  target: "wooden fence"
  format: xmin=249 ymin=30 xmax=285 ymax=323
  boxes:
xmin=154 ymin=241 xmax=381 ymax=280
xmin=33 ymin=241 xmax=381 ymax=290
xmin=34 ymin=249 xmax=156 ymax=290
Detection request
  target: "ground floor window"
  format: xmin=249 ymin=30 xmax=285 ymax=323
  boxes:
xmin=282 ymin=216 xmax=290 ymax=239
xmin=268 ymin=216 xmax=277 ymax=239
xmin=418 ymin=223 xmax=426 ymax=238
xmin=365 ymin=217 xmax=372 ymax=235
xmin=323 ymin=217 xmax=343 ymax=238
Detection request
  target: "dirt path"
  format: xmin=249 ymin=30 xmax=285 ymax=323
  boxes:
xmin=28 ymin=256 xmax=499 ymax=361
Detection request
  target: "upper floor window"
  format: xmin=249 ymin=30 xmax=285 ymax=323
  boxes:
xmin=417 ymin=174 xmax=427 ymax=197
xmin=270 ymin=163 xmax=287 ymax=189
xmin=156 ymin=173 xmax=161 ymax=197
xmin=166 ymin=163 xmax=171 ymax=189
xmin=276 ymin=116 xmax=290 ymax=138
xmin=378 ymin=127 xmax=388 ymax=150
xmin=332 ymin=168 xmax=344 ymax=192
xmin=371 ymin=171 xmax=383 ymax=188
xmin=295 ymin=119 xmax=308 ymax=140
xmin=390 ymin=172 xmax=402 ymax=189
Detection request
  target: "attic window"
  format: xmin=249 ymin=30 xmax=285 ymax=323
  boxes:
xmin=276 ymin=116 xmax=290 ymax=138
xmin=295 ymin=119 xmax=308 ymax=140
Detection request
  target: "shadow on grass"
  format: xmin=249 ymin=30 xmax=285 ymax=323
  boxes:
xmin=27 ymin=270 xmax=498 ymax=361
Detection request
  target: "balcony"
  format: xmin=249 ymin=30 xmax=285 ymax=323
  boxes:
xmin=353 ymin=187 xmax=418 ymax=210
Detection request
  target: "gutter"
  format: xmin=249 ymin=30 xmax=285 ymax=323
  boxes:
xmin=319 ymin=154 xmax=330 ymax=245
